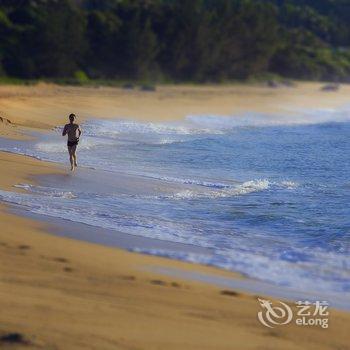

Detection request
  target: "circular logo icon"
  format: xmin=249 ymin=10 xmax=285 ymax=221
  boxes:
xmin=257 ymin=298 xmax=293 ymax=328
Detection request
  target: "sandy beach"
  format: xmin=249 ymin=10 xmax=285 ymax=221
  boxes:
xmin=0 ymin=82 xmax=350 ymax=349
xmin=2 ymin=81 xmax=350 ymax=135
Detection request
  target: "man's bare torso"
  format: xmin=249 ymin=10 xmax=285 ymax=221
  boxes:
xmin=63 ymin=123 xmax=81 ymax=141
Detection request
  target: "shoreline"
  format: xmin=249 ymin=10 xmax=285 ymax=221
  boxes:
xmin=4 ymin=168 xmax=350 ymax=312
xmin=1 ymin=83 xmax=350 ymax=348
xmin=9 ymin=201 xmax=350 ymax=312
xmin=1 ymin=153 xmax=350 ymax=349
xmin=2 ymin=81 xmax=350 ymax=133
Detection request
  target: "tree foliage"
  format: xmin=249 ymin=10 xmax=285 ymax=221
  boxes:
xmin=0 ymin=0 xmax=349 ymax=82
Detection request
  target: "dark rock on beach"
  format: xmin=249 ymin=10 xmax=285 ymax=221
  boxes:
xmin=321 ymin=83 xmax=340 ymax=91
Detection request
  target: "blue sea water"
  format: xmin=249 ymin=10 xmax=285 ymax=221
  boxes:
xmin=0 ymin=108 xmax=349 ymax=298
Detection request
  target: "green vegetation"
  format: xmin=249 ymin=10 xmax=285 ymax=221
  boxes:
xmin=0 ymin=0 xmax=350 ymax=83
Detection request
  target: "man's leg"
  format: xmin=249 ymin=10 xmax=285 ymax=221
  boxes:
xmin=68 ymin=146 xmax=75 ymax=171
xmin=71 ymin=144 xmax=78 ymax=167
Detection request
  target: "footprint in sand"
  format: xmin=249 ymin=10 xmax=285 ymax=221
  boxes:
xmin=63 ymin=267 xmax=74 ymax=273
xmin=150 ymin=280 xmax=182 ymax=288
xmin=0 ymin=332 xmax=31 ymax=346
xmin=150 ymin=279 xmax=167 ymax=286
xmin=220 ymin=290 xmax=240 ymax=297
xmin=264 ymin=330 xmax=282 ymax=338
xmin=119 ymin=275 xmax=136 ymax=281
xmin=17 ymin=244 xmax=31 ymax=250
xmin=52 ymin=257 xmax=69 ymax=263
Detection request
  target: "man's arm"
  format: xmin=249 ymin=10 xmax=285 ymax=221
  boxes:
xmin=78 ymin=125 xmax=82 ymax=138
xmin=62 ymin=124 xmax=67 ymax=136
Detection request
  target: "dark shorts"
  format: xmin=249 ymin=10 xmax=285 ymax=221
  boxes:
xmin=67 ymin=139 xmax=79 ymax=147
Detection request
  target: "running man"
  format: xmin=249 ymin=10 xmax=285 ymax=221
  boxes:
xmin=62 ymin=113 xmax=82 ymax=171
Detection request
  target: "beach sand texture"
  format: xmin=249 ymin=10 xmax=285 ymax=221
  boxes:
xmin=2 ymin=81 xmax=350 ymax=132
xmin=0 ymin=83 xmax=349 ymax=349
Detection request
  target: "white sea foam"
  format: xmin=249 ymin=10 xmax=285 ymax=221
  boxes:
xmin=164 ymin=179 xmax=270 ymax=199
xmin=35 ymin=136 xmax=114 ymax=153
xmin=154 ymin=138 xmax=185 ymax=145
xmin=14 ymin=183 xmax=76 ymax=199
xmin=280 ymin=180 xmax=299 ymax=189
xmin=186 ymin=113 xmax=277 ymax=128
xmin=186 ymin=106 xmax=350 ymax=130
xmin=82 ymin=119 xmax=218 ymax=138
xmin=165 ymin=179 xmax=300 ymax=200
xmin=201 ymin=179 xmax=271 ymax=198
xmin=157 ymin=175 xmax=232 ymax=188
xmin=229 ymin=179 xmax=270 ymax=195
xmin=14 ymin=183 xmax=32 ymax=190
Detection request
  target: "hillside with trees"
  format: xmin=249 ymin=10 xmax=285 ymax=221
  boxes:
xmin=0 ymin=0 xmax=350 ymax=82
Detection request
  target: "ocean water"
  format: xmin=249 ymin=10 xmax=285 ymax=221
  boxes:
xmin=0 ymin=108 xmax=349 ymax=300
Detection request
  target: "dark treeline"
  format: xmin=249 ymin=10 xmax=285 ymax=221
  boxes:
xmin=1 ymin=0 xmax=350 ymax=82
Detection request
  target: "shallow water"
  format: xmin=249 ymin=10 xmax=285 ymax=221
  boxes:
xmin=0 ymin=108 xmax=349 ymax=302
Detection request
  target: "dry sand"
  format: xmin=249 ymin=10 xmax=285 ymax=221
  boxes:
xmin=1 ymin=81 xmax=350 ymax=135
xmin=0 ymin=82 xmax=349 ymax=349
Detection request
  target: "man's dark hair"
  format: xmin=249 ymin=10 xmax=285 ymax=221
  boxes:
xmin=69 ymin=113 xmax=76 ymax=121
